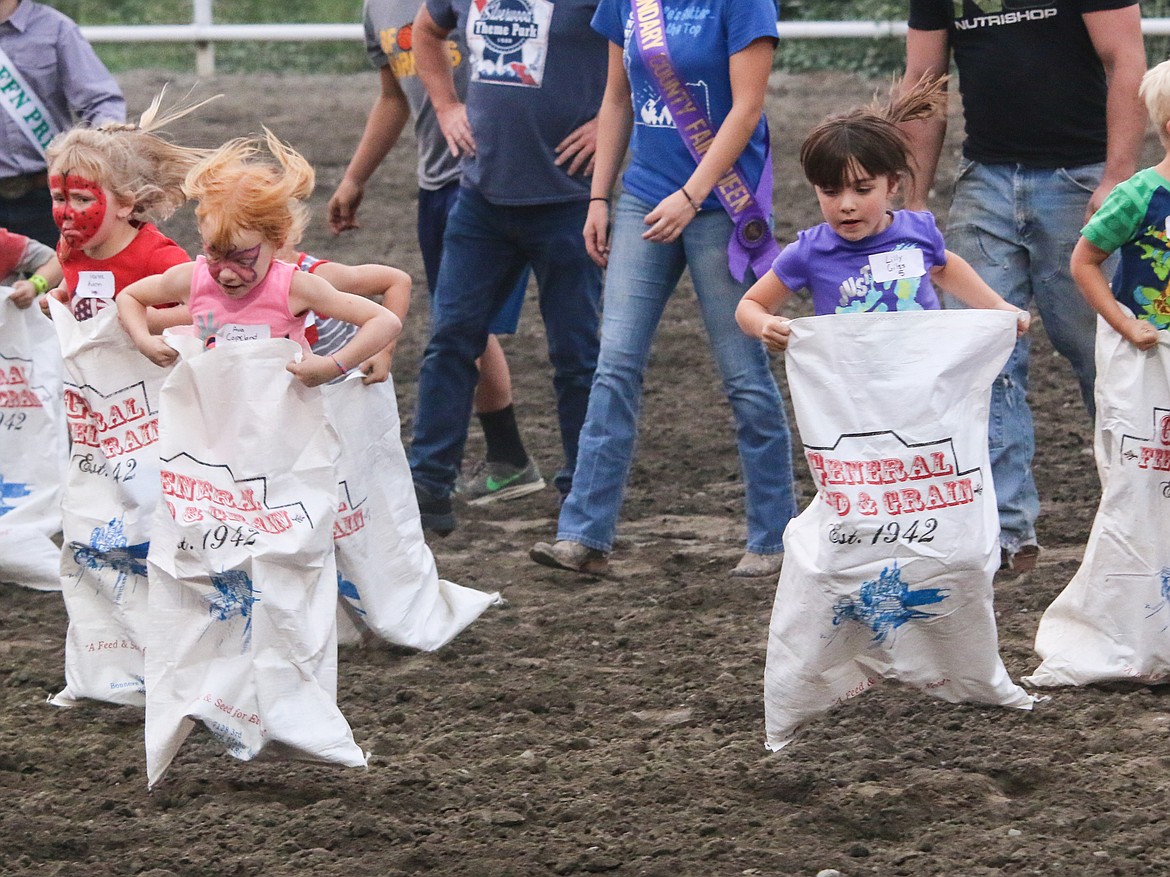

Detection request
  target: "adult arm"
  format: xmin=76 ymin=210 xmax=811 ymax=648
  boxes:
xmin=412 ymin=5 xmax=474 ymax=157
xmin=583 ymin=43 xmax=634 ymax=267
xmin=327 ymin=66 xmax=412 ymax=235
xmin=643 ymin=36 xmax=775 ymax=243
xmin=1083 ymin=4 xmax=1147 ymax=217
xmin=56 ymin=17 xmax=126 ymax=124
xmin=899 ymin=28 xmax=950 ymax=211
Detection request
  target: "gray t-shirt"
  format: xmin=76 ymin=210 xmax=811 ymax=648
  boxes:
xmin=424 ymin=0 xmax=606 ymax=205
xmin=364 ymin=0 xmax=469 ymax=191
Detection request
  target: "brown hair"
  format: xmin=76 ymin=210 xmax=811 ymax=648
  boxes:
xmin=799 ymin=74 xmax=946 ymax=190
xmin=187 ymin=128 xmax=314 ymax=255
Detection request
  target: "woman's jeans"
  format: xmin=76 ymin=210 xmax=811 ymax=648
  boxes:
xmin=557 ymin=194 xmax=797 ymax=555
xmin=945 ymin=159 xmax=1101 ymax=553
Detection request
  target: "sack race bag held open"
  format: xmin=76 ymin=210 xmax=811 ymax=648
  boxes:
xmin=322 ymin=376 xmax=498 ymax=651
xmin=1025 ymin=318 xmax=1170 ymax=687
xmin=49 ymin=299 xmax=168 ymax=706
xmin=0 ymin=287 xmax=66 ymax=590
xmin=765 ymin=311 xmax=1034 ymax=751
xmin=145 ymin=337 xmax=365 ymax=788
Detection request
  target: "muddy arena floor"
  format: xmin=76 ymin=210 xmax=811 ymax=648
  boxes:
xmin=2 ymin=70 xmax=1168 ymax=877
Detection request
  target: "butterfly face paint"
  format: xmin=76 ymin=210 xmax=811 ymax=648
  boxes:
xmin=50 ymin=173 xmax=108 ymax=249
xmin=204 ymin=240 xmax=270 ymax=298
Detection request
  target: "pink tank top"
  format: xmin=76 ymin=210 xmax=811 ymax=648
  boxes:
xmin=188 ymin=256 xmax=308 ymax=349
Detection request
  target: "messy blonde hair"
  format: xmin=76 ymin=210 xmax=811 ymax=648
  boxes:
xmin=186 ymin=128 xmax=314 ymax=255
xmin=1141 ymin=59 xmax=1170 ymax=141
xmin=45 ymin=89 xmax=212 ymax=224
xmin=800 ymin=74 xmax=947 ymax=190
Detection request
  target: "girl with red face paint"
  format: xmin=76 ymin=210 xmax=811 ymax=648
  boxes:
xmin=118 ymin=129 xmax=401 ymax=388
xmin=41 ymin=95 xmax=210 ymax=323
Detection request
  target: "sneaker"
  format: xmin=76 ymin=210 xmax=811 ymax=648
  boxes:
xmin=529 ymin=540 xmax=609 ymax=576
xmin=730 ymin=551 xmax=783 ymax=578
xmin=999 ymin=543 xmax=1040 ymax=574
xmin=457 ymin=458 xmax=546 ymax=506
xmin=414 ymin=484 xmax=456 ymax=537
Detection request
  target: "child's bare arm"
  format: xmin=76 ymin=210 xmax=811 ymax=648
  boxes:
xmin=1071 ymin=236 xmax=1158 ymax=350
xmin=286 ymin=271 xmax=402 ymax=387
xmin=11 ymin=253 xmax=63 ymax=309
xmin=311 ymin=261 xmax=411 ymax=381
xmin=736 ymin=270 xmax=796 ymax=351
xmin=932 ymin=251 xmax=1030 ymax=336
xmin=117 ymin=263 xmax=196 ymax=367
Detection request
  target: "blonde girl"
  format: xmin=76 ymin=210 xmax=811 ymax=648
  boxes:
xmin=118 ymin=130 xmax=401 ymax=388
xmin=43 ymin=95 xmax=206 ymax=323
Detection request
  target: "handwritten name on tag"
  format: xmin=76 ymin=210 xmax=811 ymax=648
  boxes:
xmin=75 ymin=271 xmax=116 ymax=300
xmin=217 ymin=324 xmax=272 ymax=343
xmin=868 ymin=248 xmax=925 ymax=284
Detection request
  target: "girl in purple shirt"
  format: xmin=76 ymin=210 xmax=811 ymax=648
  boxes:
xmin=737 ymin=76 xmax=1027 ymax=351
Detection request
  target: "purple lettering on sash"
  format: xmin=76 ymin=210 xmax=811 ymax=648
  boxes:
xmin=632 ymin=0 xmax=778 ymax=281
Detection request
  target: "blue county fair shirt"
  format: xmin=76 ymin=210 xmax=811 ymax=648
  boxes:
xmin=424 ymin=0 xmax=607 ymax=205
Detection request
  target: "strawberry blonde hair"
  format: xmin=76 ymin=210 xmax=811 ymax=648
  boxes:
xmin=186 ymin=128 xmax=314 ymax=256
xmin=799 ymin=74 xmax=947 ymax=190
xmin=45 ymin=90 xmax=212 ymax=224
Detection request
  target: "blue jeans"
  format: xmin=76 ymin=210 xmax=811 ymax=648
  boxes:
xmin=417 ymin=180 xmax=527 ymax=335
xmin=556 ymin=194 xmax=797 ymax=555
xmin=409 ymin=187 xmax=602 ymax=497
xmin=945 ymin=160 xmax=1101 ymax=552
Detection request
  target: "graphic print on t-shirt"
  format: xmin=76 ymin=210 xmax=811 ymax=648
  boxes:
xmin=836 ymin=244 xmax=927 ymax=314
xmin=466 ymin=0 xmax=553 ymax=87
xmin=953 ymin=0 xmax=1056 ymax=28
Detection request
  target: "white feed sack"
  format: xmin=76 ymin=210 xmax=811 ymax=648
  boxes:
xmin=145 ymin=338 xmax=365 ymax=788
xmin=1025 ymin=319 xmax=1170 ymax=687
xmin=48 ymin=300 xmax=169 ymax=706
xmin=322 ymin=376 xmax=499 ymax=651
xmin=0 ymin=288 xmax=66 ymax=590
xmin=765 ymin=311 xmax=1034 ymax=752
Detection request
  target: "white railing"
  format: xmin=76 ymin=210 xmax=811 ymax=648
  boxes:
xmin=78 ymin=17 xmax=1170 ymax=76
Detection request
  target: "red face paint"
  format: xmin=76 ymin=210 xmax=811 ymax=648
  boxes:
xmin=205 ymin=242 xmax=262 ymax=288
xmin=49 ymin=173 xmax=108 ymax=249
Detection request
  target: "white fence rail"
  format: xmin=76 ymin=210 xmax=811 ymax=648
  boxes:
xmin=78 ymin=18 xmax=1170 ymax=76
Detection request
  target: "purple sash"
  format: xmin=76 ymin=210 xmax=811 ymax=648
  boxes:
xmin=632 ymin=0 xmax=779 ymax=282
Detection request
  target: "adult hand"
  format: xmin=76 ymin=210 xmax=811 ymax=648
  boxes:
xmin=9 ymin=279 xmax=36 ymax=308
xmin=642 ymin=189 xmax=696 ymax=244
xmin=583 ymin=200 xmax=611 ymax=268
xmin=327 ymin=178 xmax=364 ymax=235
xmin=555 ymin=118 xmax=598 ymax=177
xmin=1086 ymin=174 xmax=1124 ymax=221
xmin=436 ymin=103 xmax=475 ymax=157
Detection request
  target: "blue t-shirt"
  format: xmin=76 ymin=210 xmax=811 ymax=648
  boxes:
xmin=425 ymin=0 xmax=607 ymax=205
xmin=772 ymin=210 xmax=948 ymax=315
xmin=591 ymin=0 xmax=777 ymax=210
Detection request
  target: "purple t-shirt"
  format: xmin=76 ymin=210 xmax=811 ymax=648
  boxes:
xmin=772 ymin=210 xmax=948 ymax=315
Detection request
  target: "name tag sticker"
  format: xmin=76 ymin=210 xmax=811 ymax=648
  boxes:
xmin=1164 ymin=215 xmax=1170 ymax=237
xmin=74 ymin=271 xmax=116 ymax=300
xmin=868 ymin=248 xmax=925 ymax=283
xmin=217 ymin=323 xmax=272 ymax=343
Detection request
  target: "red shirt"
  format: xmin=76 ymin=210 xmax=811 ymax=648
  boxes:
xmin=60 ymin=222 xmax=188 ymax=320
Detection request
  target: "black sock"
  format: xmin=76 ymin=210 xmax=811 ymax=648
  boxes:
xmin=478 ymin=404 xmax=528 ymax=468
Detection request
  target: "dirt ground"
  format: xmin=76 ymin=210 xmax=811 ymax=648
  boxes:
xmin=2 ymin=69 xmax=1169 ymax=877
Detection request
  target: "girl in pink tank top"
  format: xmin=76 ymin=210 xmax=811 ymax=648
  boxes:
xmin=117 ymin=130 xmax=401 ymax=387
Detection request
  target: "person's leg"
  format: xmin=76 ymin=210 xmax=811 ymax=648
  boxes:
xmin=684 ymin=210 xmax=797 ymax=565
xmin=1024 ymin=163 xmax=1101 ymax=416
xmin=946 ymin=160 xmax=1040 ymax=559
xmin=409 ymin=188 xmax=528 ymax=527
xmin=552 ymin=194 xmax=683 ymax=550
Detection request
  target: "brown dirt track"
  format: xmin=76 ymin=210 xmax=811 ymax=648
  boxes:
xmin=2 ymin=69 xmax=1169 ymax=877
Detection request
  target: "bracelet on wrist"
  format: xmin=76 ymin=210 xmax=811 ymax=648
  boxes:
xmin=28 ymin=274 xmax=49 ymax=295
xmin=329 ymin=354 xmax=348 ymax=375
xmin=679 ymin=186 xmax=701 ymax=214
xmin=588 ymin=196 xmax=610 ymax=205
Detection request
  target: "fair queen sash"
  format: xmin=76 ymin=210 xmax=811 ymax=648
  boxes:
xmin=632 ymin=0 xmax=779 ymax=282
xmin=0 ymin=46 xmax=58 ymax=155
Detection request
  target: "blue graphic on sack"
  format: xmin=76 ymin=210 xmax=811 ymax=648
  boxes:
xmin=208 ymin=568 xmax=259 ymax=651
xmin=0 ymin=474 xmax=32 ymax=515
xmin=1143 ymin=567 xmax=1170 ymax=632
xmin=68 ymin=516 xmax=149 ymax=604
xmin=832 ymin=562 xmax=948 ymax=643
xmin=337 ymin=570 xmax=366 ymax=616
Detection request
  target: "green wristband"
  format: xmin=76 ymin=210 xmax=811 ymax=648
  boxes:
xmin=28 ymin=274 xmax=49 ymax=295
